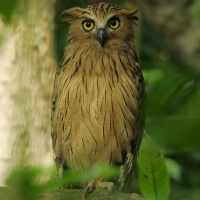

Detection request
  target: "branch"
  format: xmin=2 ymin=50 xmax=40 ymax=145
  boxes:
xmin=0 ymin=187 xmax=145 ymax=200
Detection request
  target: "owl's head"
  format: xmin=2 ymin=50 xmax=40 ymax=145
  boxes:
xmin=61 ymin=3 xmax=138 ymax=48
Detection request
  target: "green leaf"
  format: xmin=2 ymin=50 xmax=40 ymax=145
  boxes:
xmin=148 ymin=87 xmax=200 ymax=151
xmin=6 ymin=167 xmax=57 ymax=200
xmin=143 ymin=69 xmax=164 ymax=86
xmin=165 ymin=158 xmax=181 ymax=182
xmin=0 ymin=0 xmax=19 ymax=23
xmin=138 ymin=134 xmax=170 ymax=200
xmin=190 ymin=0 xmax=200 ymax=20
xmin=5 ymin=164 xmax=118 ymax=200
xmin=145 ymin=62 xmax=200 ymax=151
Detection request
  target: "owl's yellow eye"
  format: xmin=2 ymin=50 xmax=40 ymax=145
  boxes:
xmin=82 ymin=20 xmax=94 ymax=31
xmin=109 ymin=19 xmax=120 ymax=29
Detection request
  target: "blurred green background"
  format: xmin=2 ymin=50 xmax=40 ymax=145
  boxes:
xmin=0 ymin=0 xmax=200 ymax=199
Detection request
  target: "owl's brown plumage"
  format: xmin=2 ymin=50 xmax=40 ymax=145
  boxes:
xmin=52 ymin=2 xmax=145 ymax=192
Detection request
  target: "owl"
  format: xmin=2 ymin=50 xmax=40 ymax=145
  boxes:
xmin=51 ymin=2 xmax=145 ymax=194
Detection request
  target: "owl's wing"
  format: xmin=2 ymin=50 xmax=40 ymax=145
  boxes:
xmin=119 ymin=58 xmax=145 ymax=192
xmin=51 ymin=63 xmax=67 ymax=174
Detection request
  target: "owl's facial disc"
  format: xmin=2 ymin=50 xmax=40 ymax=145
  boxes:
xmin=96 ymin=17 xmax=120 ymax=47
xmin=97 ymin=29 xmax=106 ymax=47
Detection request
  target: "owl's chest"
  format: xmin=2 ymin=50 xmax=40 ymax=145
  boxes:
xmin=56 ymin=51 xmax=139 ymax=133
xmin=56 ymin=69 xmax=138 ymax=168
xmin=61 ymin=72 xmax=137 ymax=121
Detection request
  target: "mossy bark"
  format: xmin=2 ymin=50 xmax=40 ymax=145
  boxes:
xmin=0 ymin=187 xmax=145 ymax=200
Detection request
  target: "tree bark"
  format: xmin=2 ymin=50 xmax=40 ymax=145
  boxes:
xmin=0 ymin=187 xmax=145 ymax=200
xmin=0 ymin=0 xmax=56 ymax=185
xmin=11 ymin=0 xmax=56 ymax=167
xmin=0 ymin=16 xmax=15 ymax=186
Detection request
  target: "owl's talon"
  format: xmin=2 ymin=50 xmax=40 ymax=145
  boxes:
xmin=107 ymin=183 xmax=117 ymax=195
xmin=84 ymin=187 xmax=90 ymax=199
xmin=84 ymin=180 xmax=96 ymax=199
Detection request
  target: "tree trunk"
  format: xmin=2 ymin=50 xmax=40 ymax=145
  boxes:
xmin=0 ymin=17 xmax=16 ymax=186
xmin=0 ymin=0 xmax=56 ymax=185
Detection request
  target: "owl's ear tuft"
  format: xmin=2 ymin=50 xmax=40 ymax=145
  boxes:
xmin=128 ymin=10 xmax=139 ymax=25
xmin=60 ymin=7 xmax=81 ymax=22
xmin=121 ymin=9 xmax=139 ymax=25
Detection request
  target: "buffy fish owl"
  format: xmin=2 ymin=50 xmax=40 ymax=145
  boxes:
xmin=51 ymin=2 xmax=145 ymax=193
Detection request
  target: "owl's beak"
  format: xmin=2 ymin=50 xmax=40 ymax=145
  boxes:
xmin=97 ymin=29 xmax=106 ymax=47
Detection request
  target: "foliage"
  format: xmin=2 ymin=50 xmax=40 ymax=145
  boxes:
xmin=190 ymin=0 xmax=200 ymax=20
xmin=0 ymin=0 xmax=19 ymax=23
xmin=143 ymin=64 xmax=200 ymax=151
xmin=5 ymin=164 xmax=118 ymax=200
xmin=138 ymin=134 xmax=170 ymax=200
xmin=165 ymin=158 xmax=181 ymax=182
xmin=140 ymin=9 xmax=200 ymax=199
